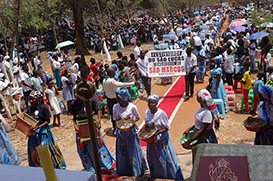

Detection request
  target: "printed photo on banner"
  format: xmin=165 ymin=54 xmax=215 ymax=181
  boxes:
xmin=147 ymin=50 xmax=186 ymax=78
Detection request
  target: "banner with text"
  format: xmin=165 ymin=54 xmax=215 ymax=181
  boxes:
xmin=147 ymin=50 xmax=186 ymax=78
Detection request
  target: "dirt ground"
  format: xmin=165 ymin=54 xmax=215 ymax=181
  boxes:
xmin=6 ymin=15 xmax=257 ymax=179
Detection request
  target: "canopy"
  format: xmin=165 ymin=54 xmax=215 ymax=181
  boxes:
xmin=249 ymin=32 xmax=269 ymax=40
xmin=55 ymin=40 xmax=74 ymax=49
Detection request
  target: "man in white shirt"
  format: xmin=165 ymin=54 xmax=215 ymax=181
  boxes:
xmin=20 ymin=65 xmax=33 ymax=111
xmin=0 ymin=73 xmax=11 ymax=96
xmin=134 ymin=41 xmax=142 ymax=59
xmin=103 ymin=68 xmax=136 ymax=131
xmin=184 ymin=48 xmax=197 ymax=100
xmin=136 ymin=50 xmax=151 ymax=96
xmin=224 ymin=49 xmax=234 ymax=86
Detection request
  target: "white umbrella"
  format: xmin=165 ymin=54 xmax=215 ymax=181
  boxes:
xmin=261 ymin=22 xmax=273 ymax=28
xmin=55 ymin=40 xmax=74 ymax=49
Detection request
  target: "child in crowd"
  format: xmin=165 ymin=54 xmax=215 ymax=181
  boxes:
xmin=45 ymin=79 xmax=62 ymax=126
xmin=241 ymin=62 xmax=253 ymax=114
xmin=251 ymin=71 xmax=264 ymax=115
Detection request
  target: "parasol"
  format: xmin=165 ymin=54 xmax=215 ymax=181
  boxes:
xmin=55 ymin=40 xmax=74 ymax=49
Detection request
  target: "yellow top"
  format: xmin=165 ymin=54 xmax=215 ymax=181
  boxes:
xmin=242 ymin=70 xmax=253 ymax=90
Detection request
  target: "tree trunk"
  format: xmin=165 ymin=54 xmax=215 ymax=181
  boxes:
xmin=71 ymin=1 xmax=90 ymax=55
xmin=15 ymin=0 xmax=20 ymax=60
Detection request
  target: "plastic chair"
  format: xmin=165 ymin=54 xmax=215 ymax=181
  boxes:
xmin=58 ymin=100 xmax=67 ymax=114
xmin=233 ymin=80 xmax=243 ymax=93
xmin=100 ymin=101 xmax=110 ymax=120
xmin=227 ymin=94 xmax=237 ymax=111
xmin=226 ymin=90 xmax=235 ymax=95
xmin=224 ymin=85 xmax=233 ymax=91
xmin=130 ymin=86 xmax=139 ymax=100
xmin=213 ymin=99 xmax=226 ymax=120
xmin=240 ymin=89 xmax=254 ymax=110
xmin=255 ymin=60 xmax=260 ymax=70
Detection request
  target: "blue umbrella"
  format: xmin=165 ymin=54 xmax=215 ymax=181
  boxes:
xmin=249 ymin=32 xmax=269 ymax=40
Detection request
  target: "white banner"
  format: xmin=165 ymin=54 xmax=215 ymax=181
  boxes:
xmin=147 ymin=49 xmax=186 ymax=78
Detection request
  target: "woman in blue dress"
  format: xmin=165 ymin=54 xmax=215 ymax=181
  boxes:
xmin=254 ymin=85 xmax=273 ymax=145
xmin=71 ymin=90 xmax=115 ymax=172
xmin=0 ymin=119 xmax=20 ymax=165
xmin=27 ymin=91 xmax=66 ymax=168
xmin=211 ymin=56 xmax=230 ymax=112
xmin=113 ymin=87 xmax=147 ymax=176
xmin=145 ymin=94 xmax=184 ymax=180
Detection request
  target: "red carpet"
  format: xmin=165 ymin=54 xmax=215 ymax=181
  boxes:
xmin=140 ymin=76 xmax=185 ymax=146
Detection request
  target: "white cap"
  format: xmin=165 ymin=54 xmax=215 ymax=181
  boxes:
xmin=0 ymin=73 xmax=4 ymax=78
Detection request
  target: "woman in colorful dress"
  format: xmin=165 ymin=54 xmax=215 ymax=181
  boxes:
xmin=145 ymin=94 xmax=184 ymax=180
xmin=71 ymin=89 xmax=115 ymax=172
xmin=27 ymin=90 xmax=66 ymax=168
xmin=182 ymin=89 xmax=219 ymax=150
xmin=254 ymin=85 xmax=273 ymax=145
xmin=0 ymin=117 xmax=20 ymax=165
xmin=113 ymin=87 xmax=147 ymax=176
xmin=211 ymin=56 xmax=230 ymax=112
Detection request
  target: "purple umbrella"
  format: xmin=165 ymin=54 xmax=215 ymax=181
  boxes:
xmin=232 ymin=26 xmax=246 ymax=32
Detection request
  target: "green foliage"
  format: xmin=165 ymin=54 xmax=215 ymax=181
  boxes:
xmin=250 ymin=8 xmax=273 ymax=26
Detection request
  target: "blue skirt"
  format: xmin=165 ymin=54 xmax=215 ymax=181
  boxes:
xmin=254 ymin=130 xmax=273 ymax=145
xmin=76 ymin=132 xmax=115 ymax=172
xmin=54 ymin=68 xmax=62 ymax=88
xmin=0 ymin=125 xmax=20 ymax=165
xmin=62 ymin=86 xmax=73 ymax=101
xmin=115 ymin=125 xmax=147 ymax=176
xmin=212 ymin=77 xmax=230 ymax=112
xmin=147 ymin=131 xmax=184 ymax=180
xmin=27 ymin=125 xmax=66 ymax=168
xmin=195 ymin=128 xmax=218 ymax=144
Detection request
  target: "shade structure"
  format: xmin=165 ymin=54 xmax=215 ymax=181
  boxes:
xmin=55 ymin=40 xmax=74 ymax=49
xmin=249 ymin=32 xmax=269 ymax=40
xmin=232 ymin=26 xmax=246 ymax=32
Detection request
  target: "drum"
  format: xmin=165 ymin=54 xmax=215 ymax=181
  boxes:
xmin=139 ymin=127 xmax=158 ymax=144
xmin=116 ymin=118 xmax=135 ymax=132
xmin=15 ymin=113 xmax=38 ymax=136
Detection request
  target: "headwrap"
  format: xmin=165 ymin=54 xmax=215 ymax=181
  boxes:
xmin=110 ymin=64 xmax=117 ymax=70
xmin=115 ymin=87 xmax=130 ymax=102
xmin=214 ymin=56 xmax=223 ymax=65
xmin=197 ymin=89 xmax=220 ymax=129
xmin=259 ymin=86 xmax=273 ymax=104
xmin=29 ymin=90 xmax=43 ymax=100
xmin=147 ymin=94 xmax=159 ymax=103
xmin=258 ymin=86 xmax=273 ymax=124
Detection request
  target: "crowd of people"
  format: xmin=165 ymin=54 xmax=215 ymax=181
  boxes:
xmin=0 ymin=2 xmax=272 ymax=180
